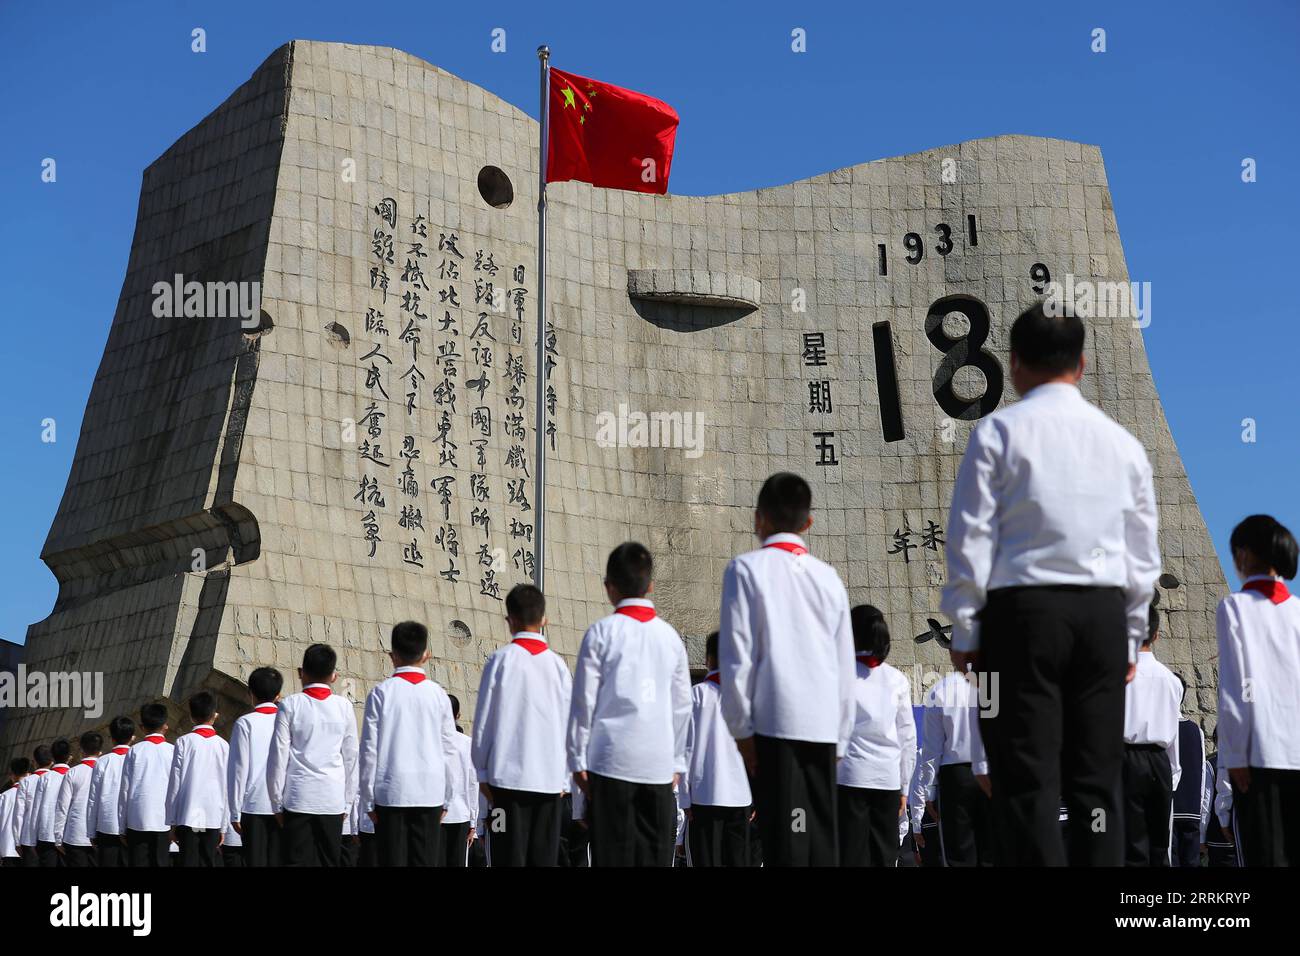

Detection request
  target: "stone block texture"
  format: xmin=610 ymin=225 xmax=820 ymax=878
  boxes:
xmin=1 ymin=41 xmax=1226 ymax=757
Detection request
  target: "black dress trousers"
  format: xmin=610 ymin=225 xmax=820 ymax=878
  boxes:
xmin=751 ymin=734 xmax=838 ymax=867
xmin=587 ymin=773 xmax=676 ymax=867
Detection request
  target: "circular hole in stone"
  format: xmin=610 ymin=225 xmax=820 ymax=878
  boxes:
xmin=951 ymin=364 xmax=986 ymax=402
xmin=1158 ymin=572 xmax=1181 ymax=589
xmin=324 ymin=321 xmax=351 ymax=347
xmin=477 ymin=166 xmax=514 ymax=209
xmin=941 ymin=310 xmax=971 ymax=339
xmin=244 ymin=309 xmax=274 ymax=337
xmin=448 ymin=619 xmax=472 ymax=649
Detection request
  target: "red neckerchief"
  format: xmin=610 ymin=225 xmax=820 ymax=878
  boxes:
xmin=112 ymin=746 xmax=129 ymax=756
xmin=857 ymin=654 xmax=882 ymax=669
xmin=1243 ymin=579 xmax=1291 ymax=605
xmin=144 ymin=734 xmax=166 ymax=745
xmin=615 ymin=604 xmax=657 ymax=623
xmin=52 ymin=765 xmax=70 ymax=775
xmin=81 ymin=759 xmax=97 ymax=769
xmin=33 ymin=769 xmax=47 ymax=776
xmin=393 ymin=670 xmax=427 ymax=684
xmin=191 ymin=726 xmax=217 ymax=739
xmin=764 ymin=540 xmax=809 ymax=556
xmin=254 ymin=705 xmax=277 ymax=715
xmin=303 ymin=686 xmax=331 ymax=700
xmin=705 ymin=671 xmax=721 ymax=684
xmin=512 ymin=637 xmax=548 ymax=655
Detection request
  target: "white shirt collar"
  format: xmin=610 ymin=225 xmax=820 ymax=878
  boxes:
xmin=513 ymin=630 xmax=548 ymax=643
xmin=1022 ymin=381 xmax=1081 ymax=402
xmin=393 ymin=665 xmax=425 ymax=674
xmin=616 ymin=597 xmax=654 ymax=609
xmin=192 ymin=724 xmax=214 ymax=731
xmin=762 ymin=532 xmax=807 ymax=549
xmin=1244 ymin=573 xmax=1281 ymax=584
xmin=303 ymin=683 xmax=330 ymax=690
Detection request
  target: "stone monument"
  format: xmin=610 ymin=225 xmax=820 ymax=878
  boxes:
xmin=1 ymin=41 xmax=1225 ymax=755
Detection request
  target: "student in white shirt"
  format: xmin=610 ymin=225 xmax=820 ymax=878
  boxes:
xmin=719 ymin=473 xmax=855 ymax=867
xmin=683 ymin=632 xmax=752 ymax=867
xmin=33 ymin=737 xmax=73 ymax=867
xmin=1217 ymin=514 xmax=1300 ymax=866
xmin=119 ymin=703 xmax=175 ymax=867
xmin=441 ymin=694 xmax=478 ymax=867
xmin=837 ymin=606 xmax=916 ymax=867
xmin=919 ymin=669 xmax=991 ymax=866
xmin=267 ymin=643 xmax=360 ymax=867
xmin=569 ymin=544 xmax=692 ymax=867
xmin=943 ymin=302 xmax=1161 ymax=866
xmin=16 ymin=744 xmax=52 ymax=866
xmin=1122 ymin=605 xmax=1184 ymax=866
xmin=228 ymin=667 xmax=283 ymax=866
xmin=1 ymin=759 xmax=32 ymax=867
xmin=84 ymin=716 xmax=134 ymax=867
xmin=167 ymin=691 xmax=230 ymax=867
xmin=475 ymin=584 xmax=572 ymax=867
xmin=358 ymin=621 xmax=458 ymax=867
xmin=53 ymin=731 xmax=102 ymax=867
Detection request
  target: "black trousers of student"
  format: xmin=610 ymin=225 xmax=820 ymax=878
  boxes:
xmin=95 ymin=833 xmax=126 ymax=867
xmin=1 ymin=857 xmax=22 ymax=867
xmin=936 ymin=763 xmax=992 ymax=866
xmin=19 ymin=845 xmax=37 ymax=867
xmin=37 ymin=841 xmax=61 ymax=867
xmin=752 ymin=734 xmax=838 ymax=867
xmin=440 ymin=821 xmax=470 ymax=867
xmin=375 ymin=805 xmax=442 ymax=867
xmin=282 ymin=810 xmax=344 ymax=866
xmin=587 ymin=773 xmax=676 ymax=867
xmin=358 ymin=832 xmax=378 ymax=867
xmin=1170 ymin=818 xmax=1202 ymax=867
xmin=978 ymin=585 xmax=1128 ymax=867
xmin=126 ymin=829 xmax=170 ymax=868
xmin=686 ymin=804 xmax=749 ymax=867
xmin=175 ymin=826 xmax=222 ymax=867
xmin=487 ymin=789 xmax=561 ymax=867
xmin=222 ymin=845 xmax=244 ymax=868
xmin=1234 ymin=767 xmax=1300 ymax=866
xmin=1123 ymin=744 xmax=1173 ymax=866
xmin=239 ymin=813 xmax=281 ymax=867
xmin=837 ymin=786 xmax=900 ymax=867
xmin=62 ymin=844 xmax=95 ymax=867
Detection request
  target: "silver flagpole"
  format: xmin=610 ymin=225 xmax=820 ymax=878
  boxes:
xmin=534 ymin=45 xmax=550 ymax=593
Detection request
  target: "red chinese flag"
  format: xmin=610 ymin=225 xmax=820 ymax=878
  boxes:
xmin=546 ymin=67 xmax=679 ymax=194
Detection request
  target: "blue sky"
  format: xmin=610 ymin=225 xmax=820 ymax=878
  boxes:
xmin=1 ymin=0 xmax=1296 ymax=645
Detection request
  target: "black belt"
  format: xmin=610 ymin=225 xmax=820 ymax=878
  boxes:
xmin=1125 ymin=742 xmax=1165 ymax=753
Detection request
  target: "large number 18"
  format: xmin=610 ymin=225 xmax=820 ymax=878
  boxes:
xmin=924 ymin=294 xmax=1005 ymax=420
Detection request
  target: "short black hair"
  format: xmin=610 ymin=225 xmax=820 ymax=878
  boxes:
xmin=108 ymin=715 xmax=136 ymax=745
xmin=851 ymin=604 xmax=891 ymax=660
xmin=505 ymin=584 xmax=546 ymax=627
xmin=1230 ymin=514 xmax=1299 ymax=580
xmin=50 ymin=738 xmax=71 ymax=763
xmin=705 ymin=631 xmax=719 ymax=663
xmin=302 ymin=643 xmax=337 ymax=683
xmin=248 ymin=667 xmax=283 ymax=704
xmin=9 ymin=757 xmax=31 ymax=776
xmin=448 ymin=694 xmax=460 ymax=720
xmin=391 ymin=621 xmax=429 ymax=665
xmin=189 ymin=690 xmax=218 ymax=724
xmin=79 ymin=731 xmax=103 ymax=755
xmin=1010 ymin=300 xmax=1086 ymax=375
xmin=757 ymin=472 xmax=812 ymax=533
xmin=140 ymin=703 xmax=168 ymax=732
xmin=1146 ymin=603 xmax=1160 ymax=645
xmin=605 ymin=542 xmax=653 ymax=599
xmin=33 ymin=744 xmax=52 ymax=766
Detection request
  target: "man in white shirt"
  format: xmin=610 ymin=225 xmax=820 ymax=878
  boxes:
xmin=943 ymin=302 xmax=1161 ymax=866
xmin=1122 ymin=605 xmax=1183 ymax=866
xmin=119 ymin=703 xmax=176 ymax=867
xmin=86 ymin=715 xmax=134 ymax=867
xmin=719 ymin=473 xmax=855 ymax=866
xmin=683 ymin=632 xmax=753 ymax=867
xmin=838 ymin=606 xmax=916 ymax=867
xmin=53 ymin=731 xmax=102 ymax=867
xmin=918 ymin=669 xmax=990 ymax=866
xmin=228 ymin=667 xmax=283 ymax=866
xmin=16 ymin=744 xmax=52 ymax=866
xmin=1 ymin=759 xmax=32 ymax=867
xmin=33 ymin=737 xmax=73 ymax=867
xmin=475 ymin=584 xmax=573 ymax=866
xmin=267 ymin=643 xmax=360 ymax=867
xmin=568 ymin=543 xmax=692 ymax=867
xmin=358 ymin=621 xmax=459 ymax=867
xmin=441 ymin=694 xmax=478 ymax=867
xmin=167 ymin=691 xmax=230 ymax=866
